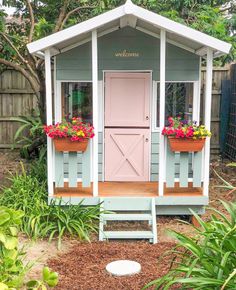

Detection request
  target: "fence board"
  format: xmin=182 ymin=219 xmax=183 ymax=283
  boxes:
xmin=0 ymin=69 xmax=37 ymax=147
xmin=201 ymin=66 xmax=230 ymax=156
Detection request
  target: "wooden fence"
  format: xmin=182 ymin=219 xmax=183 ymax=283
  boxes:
xmin=0 ymin=66 xmax=231 ymax=155
xmin=201 ymin=66 xmax=231 ymax=155
xmin=0 ymin=69 xmax=37 ymax=148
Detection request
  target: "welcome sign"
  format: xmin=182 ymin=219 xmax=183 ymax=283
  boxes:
xmin=114 ymin=49 xmax=140 ymax=57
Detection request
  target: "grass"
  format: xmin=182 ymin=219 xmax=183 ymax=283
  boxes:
xmin=0 ymin=163 xmax=101 ymax=248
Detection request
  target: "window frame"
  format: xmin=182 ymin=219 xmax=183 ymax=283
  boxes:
xmin=152 ymin=80 xmax=199 ymax=132
xmin=55 ymin=80 xmax=93 ymax=123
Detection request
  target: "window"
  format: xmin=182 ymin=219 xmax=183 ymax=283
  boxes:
xmin=156 ymin=82 xmax=193 ymax=127
xmin=62 ymin=82 xmax=93 ymax=123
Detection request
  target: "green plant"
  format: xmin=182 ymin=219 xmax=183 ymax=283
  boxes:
xmin=29 ymin=157 xmax=47 ymax=185
xmin=12 ymin=111 xmax=46 ymax=160
xmin=0 ymin=206 xmax=25 ymax=289
xmin=44 ymin=117 xmax=94 ymax=141
xmin=0 ymin=165 xmax=101 ymax=248
xmin=144 ymin=201 xmax=236 ymax=290
xmin=213 ymin=163 xmax=236 ymax=196
xmin=162 ymin=116 xmax=211 ymax=139
xmin=0 ymin=206 xmax=58 ymax=290
xmin=26 ymin=267 xmax=58 ymax=290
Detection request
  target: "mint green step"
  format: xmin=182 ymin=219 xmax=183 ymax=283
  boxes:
xmin=102 ymin=231 xmax=154 ymax=239
xmin=100 ymin=213 xmax=152 ymax=221
xmin=99 ymin=197 xmax=157 ymax=244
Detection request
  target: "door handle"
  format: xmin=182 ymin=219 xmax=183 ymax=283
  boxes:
xmin=145 ymin=138 xmax=149 ymax=142
xmin=146 ymin=116 xmax=149 ymax=120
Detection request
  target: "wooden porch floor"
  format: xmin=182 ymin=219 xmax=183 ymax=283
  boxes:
xmin=54 ymin=182 xmax=203 ymax=197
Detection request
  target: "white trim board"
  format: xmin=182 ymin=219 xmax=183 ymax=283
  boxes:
xmin=27 ymin=0 xmax=231 ymax=56
xmin=152 ymin=80 xmax=199 ymax=132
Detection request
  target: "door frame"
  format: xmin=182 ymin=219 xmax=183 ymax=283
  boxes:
xmin=102 ymin=70 xmax=153 ymax=182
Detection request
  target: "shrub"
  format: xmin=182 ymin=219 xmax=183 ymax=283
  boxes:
xmin=13 ymin=111 xmax=46 ymax=160
xmin=0 ymin=206 xmax=58 ymax=289
xmin=144 ymin=201 xmax=236 ymax=290
xmin=28 ymin=157 xmax=47 ymax=186
xmin=0 ymin=166 xmax=101 ymax=248
xmin=0 ymin=206 xmax=25 ymax=288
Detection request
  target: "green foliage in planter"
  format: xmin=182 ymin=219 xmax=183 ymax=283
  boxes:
xmin=0 ymin=166 xmax=100 ymax=248
xmin=144 ymin=201 xmax=236 ymax=290
xmin=0 ymin=206 xmax=58 ymax=290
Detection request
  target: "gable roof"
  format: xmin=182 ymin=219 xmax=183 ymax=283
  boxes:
xmin=27 ymin=0 xmax=231 ymax=57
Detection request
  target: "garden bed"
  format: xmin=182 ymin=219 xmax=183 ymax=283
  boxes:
xmin=48 ymin=241 xmax=177 ymax=290
xmin=1 ymin=152 xmax=236 ymax=289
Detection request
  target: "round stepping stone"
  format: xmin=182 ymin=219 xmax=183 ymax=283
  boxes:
xmin=106 ymin=260 xmax=141 ymax=276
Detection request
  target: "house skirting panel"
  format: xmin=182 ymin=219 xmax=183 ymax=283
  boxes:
xmin=48 ymin=196 xmax=208 ymax=215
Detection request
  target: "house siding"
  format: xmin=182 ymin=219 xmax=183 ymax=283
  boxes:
xmin=56 ymin=27 xmax=199 ymax=81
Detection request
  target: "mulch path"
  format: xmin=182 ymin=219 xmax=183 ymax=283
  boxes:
xmin=48 ymin=241 xmax=177 ymax=290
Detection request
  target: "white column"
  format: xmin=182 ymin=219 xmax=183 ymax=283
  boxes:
xmin=203 ymin=48 xmax=213 ymax=196
xmin=92 ymin=30 xmax=98 ymax=197
xmin=158 ymin=30 xmax=166 ymax=196
xmin=45 ymin=49 xmax=54 ymax=196
xmin=193 ymin=57 xmax=202 ymax=124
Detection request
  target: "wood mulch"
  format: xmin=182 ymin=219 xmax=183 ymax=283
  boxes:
xmin=48 ymin=241 xmax=177 ymax=290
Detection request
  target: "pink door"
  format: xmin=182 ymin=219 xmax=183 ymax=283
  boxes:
xmin=105 ymin=73 xmax=150 ymax=127
xmin=104 ymin=72 xmax=150 ymax=181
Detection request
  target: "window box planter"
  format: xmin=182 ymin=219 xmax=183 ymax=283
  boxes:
xmin=168 ymin=137 xmax=205 ymax=152
xmin=53 ymin=138 xmax=89 ymax=152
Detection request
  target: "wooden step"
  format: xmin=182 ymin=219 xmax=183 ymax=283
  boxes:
xmin=101 ymin=213 xmax=152 ymax=221
xmin=102 ymin=231 xmax=154 ymax=239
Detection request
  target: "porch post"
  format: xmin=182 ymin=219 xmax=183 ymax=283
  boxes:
xmin=203 ymin=48 xmax=213 ymax=196
xmin=45 ymin=49 xmax=54 ymax=196
xmin=92 ymin=30 xmax=98 ymax=197
xmin=158 ymin=29 xmax=166 ymax=196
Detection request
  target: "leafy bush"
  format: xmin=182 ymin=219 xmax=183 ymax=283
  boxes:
xmin=0 ymin=206 xmax=58 ymax=289
xmin=28 ymin=157 xmax=47 ymax=187
xmin=0 ymin=206 xmax=25 ymax=288
xmin=12 ymin=111 xmax=46 ymax=160
xmin=145 ymin=201 xmax=236 ymax=290
xmin=0 ymin=166 xmax=100 ymax=248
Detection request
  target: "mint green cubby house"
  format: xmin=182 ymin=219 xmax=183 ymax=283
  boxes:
xmin=28 ymin=0 xmax=231 ymax=242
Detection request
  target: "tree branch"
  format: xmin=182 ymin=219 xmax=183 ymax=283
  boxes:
xmin=61 ymin=6 xmax=96 ymax=30
xmin=54 ymin=0 xmax=71 ymax=32
xmin=0 ymin=32 xmax=40 ymax=83
xmin=0 ymin=58 xmax=40 ymax=98
xmin=24 ymin=0 xmax=35 ymax=43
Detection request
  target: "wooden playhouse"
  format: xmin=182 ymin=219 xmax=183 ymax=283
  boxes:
xmin=27 ymin=0 xmax=231 ymax=242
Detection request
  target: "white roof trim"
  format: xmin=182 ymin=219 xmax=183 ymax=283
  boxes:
xmin=131 ymin=4 xmax=231 ymax=54
xmin=27 ymin=0 xmax=231 ymax=55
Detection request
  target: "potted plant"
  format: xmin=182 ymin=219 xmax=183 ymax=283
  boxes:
xmin=162 ymin=116 xmax=211 ymax=152
xmin=44 ymin=117 xmax=94 ymax=152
